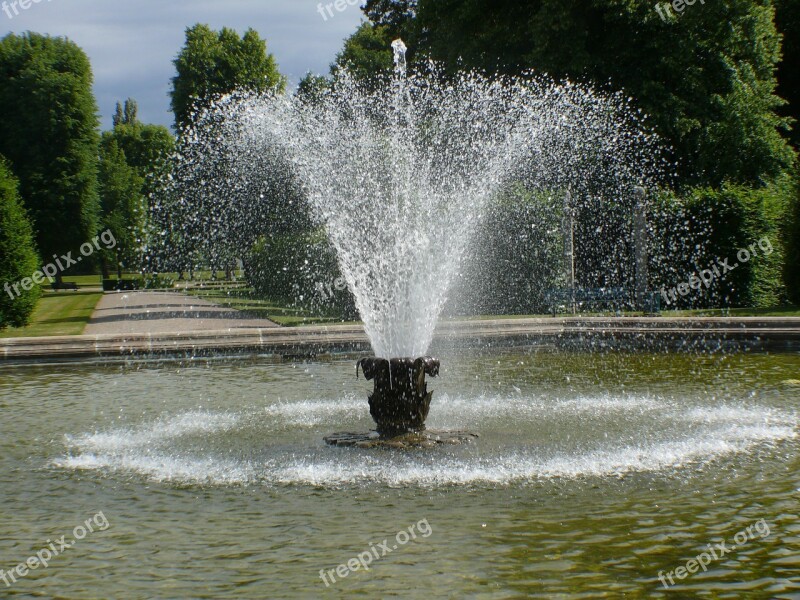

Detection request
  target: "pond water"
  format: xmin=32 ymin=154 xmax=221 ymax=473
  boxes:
xmin=0 ymin=349 xmax=798 ymax=598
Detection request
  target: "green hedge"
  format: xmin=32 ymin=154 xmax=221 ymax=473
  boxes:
xmin=0 ymin=160 xmax=41 ymax=329
xmin=785 ymin=171 xmax=800 ymax=304
xmin=244 ymin=230 xmax=357 ymax=318
xmin=450 ymin=187 xmax=565 ymax=315
xmin=651 ymin=179 xmax=794 ymax=309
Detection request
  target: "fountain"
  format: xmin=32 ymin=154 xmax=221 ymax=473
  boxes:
xmin=3 ymin=40 xmax=796 ymax=600
xmin=163 ymin=40 xmax=664 ymax=441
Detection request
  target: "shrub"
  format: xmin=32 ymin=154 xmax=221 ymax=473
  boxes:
xmin=651 ymin=180 xmax=793 ymax=309
xmin=784 ymin=171 xmax=800 ymax=304
xmin=0 ymin=160 xmax=41 ymax=329
xmin=244 ymin=230 xmax=357 ymax=318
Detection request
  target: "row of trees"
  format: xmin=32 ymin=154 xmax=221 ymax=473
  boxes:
xmin=3 ymin=3 xmax=799 ymax=328
xmin=167 ymin=4 xmax=800 ymax=314
xmin=0 ymin=32 xmax=175 ymax=328
xmin=304 ymin=0 xmax=799 ymax=310
xmin=0 ymin=24 xmax=290 ymax=329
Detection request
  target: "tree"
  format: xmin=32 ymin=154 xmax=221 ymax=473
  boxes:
xmin=776 ymin=0 xmax=800 ymax=148
xmin=97 ymin=136 xmax=145 ymax=279
xmin=170 ymin=25 xmax=287 ymax=130
xmin=100 ymin=99 xmax=174 ymax=278
xmin=367 ymin=0 xmax=796 ymax=188
xmin=0 ymin=160 xmax=41 ymax=329
xmin=296 ymin=73 xmax=331 ymax=105
xmin=333 ymin=22 xmax=395 ymax=80
xmin=0 ymin=32 xmax=100 ymax=282
xmin=110 ymin=100 xmax=175 ymax=174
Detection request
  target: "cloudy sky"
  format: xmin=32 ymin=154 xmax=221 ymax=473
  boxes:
xmin=2 ymin=0 xmax=365 ymax=130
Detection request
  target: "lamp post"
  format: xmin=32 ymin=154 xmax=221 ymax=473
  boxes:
xmin=564 ymin=190 xmax=576 ymax=314
xmin=633 ymin=186 xmax=649 ymax=312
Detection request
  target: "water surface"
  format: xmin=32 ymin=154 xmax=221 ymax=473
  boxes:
xmin=1 ymin=349 xmax=798 ymax=598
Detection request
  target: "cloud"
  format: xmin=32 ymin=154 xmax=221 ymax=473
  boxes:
xmin=2 ymin=0 xmax=364 ymax=129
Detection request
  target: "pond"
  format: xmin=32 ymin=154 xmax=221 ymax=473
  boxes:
xmin=0 ymin=349 xmax=798 ymax=598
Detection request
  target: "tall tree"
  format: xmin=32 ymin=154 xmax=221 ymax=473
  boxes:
xmin=100 ymin=99 xmax=174 ymax=277
xmin=297 ymin=73 xmax=331 ymax=105
xmin=0 ymin=33 xmax=100 ymax=280
xmin=170 ymin=25 xmax=287 ymax=130
xmin=107 ymin=99 xmax=174 ymax=186
xmin=97 ymin=137 xmax=145 ymax=279
xmin=366 ymin=0 xmax=796 ymax=188
xmin=776 ymin=0 xmax=800 ymax=148
xmin=333 ymin=22 xmax=395 ymax=79
xmin=0 ymin=159 xmax=41 ymax=329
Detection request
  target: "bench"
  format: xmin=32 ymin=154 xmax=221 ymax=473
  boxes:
xmin=545 ymin=288 xmax=660 ymax=316
xmin=51 ymin=282 xmax=79 ymax=291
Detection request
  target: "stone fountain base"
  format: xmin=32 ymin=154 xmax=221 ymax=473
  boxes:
xmin=357 ymin=356 xmax=441 ymax=436
xmin=324 ymin=430 xmax=479 ymax=449
xmin=326 ymin=355 xmax=479 ymax=448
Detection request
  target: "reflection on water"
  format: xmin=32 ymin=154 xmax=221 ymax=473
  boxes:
xmin=1 ymin=350 xmax=799 ymax=598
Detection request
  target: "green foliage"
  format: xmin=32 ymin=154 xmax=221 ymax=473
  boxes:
xmin=0 ymin=160 xmax=41 ymax=329
xmin=776 ymin=0 xmax=800 ymax=148
xmin=99 ymin=99 xmax=175 ymax=277
xmin=452 ymin=187 xmax=565 ymax=315
xmin=364 ymin=0 xmax=418 ymax=40
xmin=245 ymin=231 xmax=356 ymax=317
xmin=368 ymin=0 xmax=796 ymax=188
xmin=0 ymin=32 xmax=100 ymax=267
xmin=109 ymin=100 xmax=175 ymax=176
xmin=652 ymin=181 xmax=793 ymax=308
xmin=98 ymin=136 xmax=145 ymax=277
xmin=783 ymin=170 xmax=800 ymax=302
xmin=333 ymin=22 xmax=395 ymax=80
xmin=296 ymin=73 xmax=331 ymax=105
xmin=170 ymin=24 xmax=287 ymax=129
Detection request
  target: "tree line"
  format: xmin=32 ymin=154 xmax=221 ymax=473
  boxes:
xmin=1 ymin=1 xmax=799 ymax=328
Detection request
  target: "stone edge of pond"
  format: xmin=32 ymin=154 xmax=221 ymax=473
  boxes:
xmin=2 ymin=317 xmax=800 ymax=365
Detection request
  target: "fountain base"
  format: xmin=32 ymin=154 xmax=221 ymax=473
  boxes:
xmin=324 ymin=430 xmax=479 ymax=449
xmin=357 ymin=357 xmax=440 ymax=435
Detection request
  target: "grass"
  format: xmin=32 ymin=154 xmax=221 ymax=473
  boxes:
xmin=448 ymin=306 xmax=800 ymax=319
xmin=6 ymin=272 xmax=797 ymax=341
xmin=186 ymin=287 xmax=358 ymax=327
xmin=0 ymin=291 xmax=103 ymax=338
xmin=662 ymin=306 xmax=800 ymax=317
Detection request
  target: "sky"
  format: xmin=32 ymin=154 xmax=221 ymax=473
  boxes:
xmin=2 ymin=0 xmax=365 ymax=130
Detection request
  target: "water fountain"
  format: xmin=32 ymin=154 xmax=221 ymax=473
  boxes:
xmin=162 ymin=40 xmax=664 ymax=441
xmin=2 ymin=41 xmax=795 ymax=600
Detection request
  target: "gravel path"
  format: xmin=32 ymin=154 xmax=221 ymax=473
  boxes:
xmin=83 ymin=292 xmax=280 ymax=335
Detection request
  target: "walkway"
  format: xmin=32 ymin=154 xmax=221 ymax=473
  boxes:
xmin=83 ymin=292 xmax=279 ymax=335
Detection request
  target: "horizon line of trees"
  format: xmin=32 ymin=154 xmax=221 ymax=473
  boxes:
xmin=2 ymin=2 xmax=800 ymax=328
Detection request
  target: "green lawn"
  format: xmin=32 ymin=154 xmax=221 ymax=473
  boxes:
xmin=4 ymin=277 xmax=796 ymax=341
xmin=0 ymin=291 xmax=102 ymax=338
xmin=450 ymin=306 xmax=800 ymax=319
xmin=187 ymin=288 xmax=357 ymax=327
xmin=662 ymin=306 xmax=800 ymax=317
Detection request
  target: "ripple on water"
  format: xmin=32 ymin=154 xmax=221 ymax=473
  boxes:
xmin=53 ymin=395 xmax=799 ymax=487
